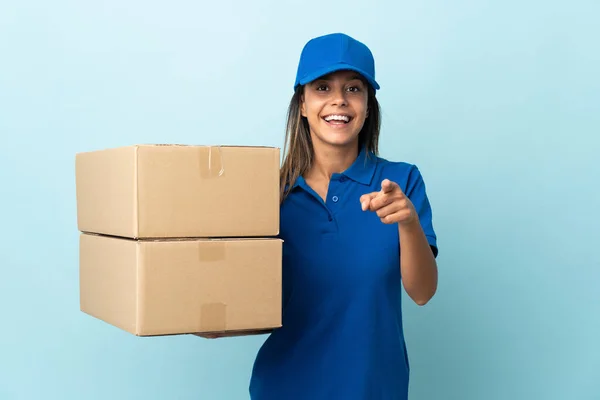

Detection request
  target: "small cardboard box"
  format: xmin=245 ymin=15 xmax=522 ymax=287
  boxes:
xmin=75 ymin=144 xmax=280 ymax=239
xmin=79 ymin=233 xmax=283 ymax=336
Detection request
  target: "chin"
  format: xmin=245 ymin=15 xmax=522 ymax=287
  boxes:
xmin=321 ymin=134 xmax=359 ymax=148
xmin=311 ymin=123 xmax=361 ymax=149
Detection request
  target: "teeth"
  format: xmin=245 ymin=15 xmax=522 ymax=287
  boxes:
xmin=324 ymin=115 xmax=350 ymax=122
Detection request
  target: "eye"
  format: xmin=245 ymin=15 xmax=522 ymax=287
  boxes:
xmin=346 ymin=82 xmax=364 ymax=92
xmin=315 ymin=84 xmax=328 ymax=91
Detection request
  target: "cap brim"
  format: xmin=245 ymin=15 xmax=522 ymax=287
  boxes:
xmin=296 ymin=63 xmax=380 ymax=90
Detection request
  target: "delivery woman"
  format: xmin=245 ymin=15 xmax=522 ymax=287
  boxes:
xmin=247 ymin=32 xmax=439 ymax=400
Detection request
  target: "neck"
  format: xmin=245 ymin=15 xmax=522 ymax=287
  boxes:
xmin=306 ymin=140 xmax=359 ymax=181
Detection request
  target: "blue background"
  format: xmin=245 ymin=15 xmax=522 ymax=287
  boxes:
xmin=1 ymin=1 xmax=598 ymax=399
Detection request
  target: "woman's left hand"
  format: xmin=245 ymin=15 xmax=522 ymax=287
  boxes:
xmin=360 ymin=179 xmax=418 ymax=226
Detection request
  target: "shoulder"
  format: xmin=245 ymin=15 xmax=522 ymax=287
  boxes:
xmin=376 ymin=156 xmax=418 ymax=174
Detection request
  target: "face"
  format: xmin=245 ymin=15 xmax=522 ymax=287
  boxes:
xmin=300 ymin=70 xmax=369 ymax=149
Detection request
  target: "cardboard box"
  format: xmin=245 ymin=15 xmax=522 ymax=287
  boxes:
xmin=75 ymin=144 xmax=280 ymax=239
xmin=79 ymin=233 xmax=283 ymax=336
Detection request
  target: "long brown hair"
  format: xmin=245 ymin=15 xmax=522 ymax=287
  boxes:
xmin=279 ymin=81 xmax=381 ymax=202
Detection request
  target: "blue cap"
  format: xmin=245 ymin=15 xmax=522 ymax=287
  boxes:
xmin=294 ymin=33 xmax=380 ymax=91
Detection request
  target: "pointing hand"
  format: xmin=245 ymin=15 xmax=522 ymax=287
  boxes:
xmin=360 ymin=179 xmax=418 ymax=226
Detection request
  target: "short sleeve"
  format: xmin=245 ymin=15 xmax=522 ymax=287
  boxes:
xmin=405 ymin=165 xmax=438 ymax=258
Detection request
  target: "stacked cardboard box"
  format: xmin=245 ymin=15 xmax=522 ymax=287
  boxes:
xmin=75 ymin=144 xmax=282 ymax=336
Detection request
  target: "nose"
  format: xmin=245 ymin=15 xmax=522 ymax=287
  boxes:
xmin=330 ymin=86 xmax=348 ymax=107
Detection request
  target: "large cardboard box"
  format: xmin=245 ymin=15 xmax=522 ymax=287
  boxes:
xmin=79 ymin=233 xmax=283 ymax=336
xmin=75 ymin=144 xmax=280 ymax=239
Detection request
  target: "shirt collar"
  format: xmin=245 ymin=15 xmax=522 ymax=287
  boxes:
xmin=290 ymin=146 xmax=378 ymax=189
xmin=342 ymin=146 xmax=378 ymax=185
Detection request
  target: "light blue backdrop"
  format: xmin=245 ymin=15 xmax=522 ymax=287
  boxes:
xmin=1 ymin=1 xmax=598 ymax=399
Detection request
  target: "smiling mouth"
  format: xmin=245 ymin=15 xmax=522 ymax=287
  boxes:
xmin=322 ymin=114 xmax=352 ymax=124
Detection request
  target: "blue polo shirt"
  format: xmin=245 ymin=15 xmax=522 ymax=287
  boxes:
xmin=249 ymin=148 xmax=438 ymax=400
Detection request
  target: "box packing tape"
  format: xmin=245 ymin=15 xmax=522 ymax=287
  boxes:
xmin=198 ymin=240 xmax=227 ymax=331
xmin=198 ymin=146 xmax=225 ymax=179
xmin=200 ymin=303 xmax=227 ymax=332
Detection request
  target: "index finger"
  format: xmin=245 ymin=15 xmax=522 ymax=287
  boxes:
xmin=380 ymin=179 xmax=398 ymax=194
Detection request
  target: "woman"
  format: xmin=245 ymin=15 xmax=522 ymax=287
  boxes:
xmin=247 ymin=33 xmax=439 ymax=400
xmin=199 ymin=32 xmax=440 ymax=398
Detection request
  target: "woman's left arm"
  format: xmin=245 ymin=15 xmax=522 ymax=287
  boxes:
xmin=397 ymin=218 xmax=438 ymax=305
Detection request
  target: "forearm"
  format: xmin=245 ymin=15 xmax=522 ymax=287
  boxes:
xmin=398 ymin=220 xmax=438 ymax=305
